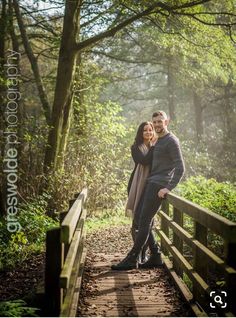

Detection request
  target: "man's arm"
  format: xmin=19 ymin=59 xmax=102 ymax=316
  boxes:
xmin=166 ymin=138 xmax=185 ymax=191
xmin=158 ymin=139 xmax=184 ymax=198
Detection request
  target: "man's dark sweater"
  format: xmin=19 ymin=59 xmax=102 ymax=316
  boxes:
xmin=148 ymin=132 xmax=185 ymax=190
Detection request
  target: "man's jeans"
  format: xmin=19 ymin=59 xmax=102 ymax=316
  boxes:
xmin=130 ymin=182 xmax=163 ymax=256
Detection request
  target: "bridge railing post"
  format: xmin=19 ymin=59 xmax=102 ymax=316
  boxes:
xmin=173 ymin=207 xmax=183 ymax=277
xmin=224 ymin=237 xmax=236 ymax=314
xmin=160 ymin=199 xmax=169 ymax=256
xmin=45 ymin=227 xmax=64 ymax=317
xmin=193 ymin=221 xmax=208 ymax=308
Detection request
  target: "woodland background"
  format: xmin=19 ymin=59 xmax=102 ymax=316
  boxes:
xmin=0 ymin=0 xmax=236 ymax=276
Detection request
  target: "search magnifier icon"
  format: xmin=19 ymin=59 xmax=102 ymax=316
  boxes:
xmin=214 ymin=295 xmax=223 ymax=305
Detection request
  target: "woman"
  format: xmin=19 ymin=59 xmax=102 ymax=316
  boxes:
xmin=126 ymin=122 xmax=157 ymax=262
xmin=126 ymin=121 xmax=155 ymax=215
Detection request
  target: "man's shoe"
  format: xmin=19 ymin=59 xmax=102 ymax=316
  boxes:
xmin=139 ymin=253 xmax=163 ymax=269
xmin=111 ymin=253 xmax=138 ymax=270
xmin=138 ymin=248 xmax=149 ymax=264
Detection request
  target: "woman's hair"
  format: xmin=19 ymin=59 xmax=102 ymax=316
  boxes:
xmin=133 ymin=121 xmax=154 ymax=146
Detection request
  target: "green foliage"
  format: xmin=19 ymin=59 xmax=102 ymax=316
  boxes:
xmin=72 ymin=99 xmax=131 ymax=213
xmin=176 ymin=176 xmax=236 ymax=222
xmin=0 ymin=299 xmax=38 ymax=317
xmin=0 ymin=193 xmax=57 ymax=270
xmin=86 ymin=208 xmax=131 ymax=233
xmin=46 ymin=59 xmax=133 ymax=214
xmin=18 ymin=193 xmax=57 ymax=243
xmin=180 ymin=140 xmax=214 ymax=178
xmin=182 ymin=272 xmax=193 ymax=292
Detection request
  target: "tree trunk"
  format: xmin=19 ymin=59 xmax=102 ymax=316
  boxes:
xmin=0 ymin=0 xmax=7 ymax=146
xmin=193 ymin=91 xmax=203 ymax=144
xmin=9 ymin=0 xmax=24 ymax=163
xmin=57 ymin=92 xmax=74 ymax=166
xmin=167 ymin=57 xmax=176 ymax=121
xmin=223 ymin=80 xmax=233 ymax=143
xmin=13 ymin=0 xmax=51 ymax=125
xmin=74 ymin=54 xmax=87 ymax=137
xmin=44 ymin=0 xmax=81 ymax=172
xmin=0 ymin=0 xmax=7 ymax=216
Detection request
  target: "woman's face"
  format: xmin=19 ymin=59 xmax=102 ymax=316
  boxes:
xmin=143 ymin=124 xmax=154 ymax=141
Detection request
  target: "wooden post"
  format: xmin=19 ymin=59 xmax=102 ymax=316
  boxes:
xmin=224 ymin=240 xmax=236 ymax=314
xmin=45 ymin=227 xmax=63 ymax=316
xmin=69 ymin=199 xmax=76 ymax=208
xmin=193 ymin=221 xmax=207 ymax=308
xmin=173 ymin=207 xmax=183 ymax=277
xmin=60 ymin=211 xmax=68 ymax=225
xmin=161 ymin=199 xmax=169 ymax=256
xmin=194 ymin=222 xmax=207 ymax=276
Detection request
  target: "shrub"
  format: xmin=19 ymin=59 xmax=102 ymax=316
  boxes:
xmin=0 ymin=193 xmax=58 ymax=270
xmin=176 ymin=176 xmax=236 ymax=222
xmin=46 ymin=100 xmax=132 ymax=215
xmin=0 ymin=299 xmax=38 ymax=317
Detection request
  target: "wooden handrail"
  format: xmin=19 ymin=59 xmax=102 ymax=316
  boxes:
xmin=156 ymin=192 xmax=236 ymax=317
xmin=44 ymin=188 xmax=88 ymax=317
xmin=167 ymin=193 xmax=236 ymax=242
xmin=61 ymin=188 xmax=88 ymax=244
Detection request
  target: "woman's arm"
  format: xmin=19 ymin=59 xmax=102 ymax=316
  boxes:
xmin=131 ymin=145 xmax=154 ymax=165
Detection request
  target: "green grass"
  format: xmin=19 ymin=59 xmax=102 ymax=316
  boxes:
xmin=85 ymin=209 xmax=131 ymax=233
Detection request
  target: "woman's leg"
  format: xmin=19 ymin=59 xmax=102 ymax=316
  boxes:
xmin=131 ymin=187 xmax=149 ymax=262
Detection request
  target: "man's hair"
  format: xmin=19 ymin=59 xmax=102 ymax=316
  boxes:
xmin=152 ymin=110 xmax=168 ymax=120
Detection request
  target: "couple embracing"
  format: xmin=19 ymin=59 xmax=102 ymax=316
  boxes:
xmin=112 ymin=110 xmax=185 ymax=270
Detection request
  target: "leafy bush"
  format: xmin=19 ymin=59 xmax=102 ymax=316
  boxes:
xmin=0 ymin=299 xmax=38 ymax=317
xmin=176 ymin=176 xmax=236 ymax=222
xmin=176 ymin=176 xmax=235 ymax=279
xmin=46 ymin=100 xmax=132 ymax=215
xmin=72 ymin=101 xmax=131 ymax=212
xmin=0 ymin=193 xmax=58 ymax=270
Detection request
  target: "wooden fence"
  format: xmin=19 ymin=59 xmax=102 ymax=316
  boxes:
xmin=157 ymin=192 xmax=236 ymax=317
xmin=44 ymin=188 xmax=87 ymax=317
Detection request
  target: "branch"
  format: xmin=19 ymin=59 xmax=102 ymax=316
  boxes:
xmin=229 ymin=26 xmax=236 ymax=44
xmin=20 ymin=5 xmax=62 ymax=37
xmin=20 ymin=5 xmax=64 ymax=15
xmin=168 ymin=0 xmax=212 ymax=11
xmin=91 ymin=49 xmax=164 ymax=65
xmin=13 ymin=0 xmax=51 ymax=125
xmin=75 ymin=3 xmax=165 ymax=51
xmin=147 ymin=15 xmax=213 ymax=49
xmin=174 ymin=11 xmax=236 ymax=27
xmin=75 ymin=0 xmax=212 ymax=51
xmin=209 ymin=92 xmax=236 ymax=103
xmin=80 ymin=4 xmax=116 ymax=29
xmin=108 ymin=71 xmax=167 ymax=83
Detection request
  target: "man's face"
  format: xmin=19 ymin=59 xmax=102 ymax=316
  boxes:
xmin=152 ymin=115 xmax=168 ymax=134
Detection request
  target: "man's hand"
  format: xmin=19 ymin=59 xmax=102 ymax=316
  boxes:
xmin=158 ymin=188 xmax=170 ymax=198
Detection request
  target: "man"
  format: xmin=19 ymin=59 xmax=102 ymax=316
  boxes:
xmin=112 ymin=110 xmax=185 ymax=270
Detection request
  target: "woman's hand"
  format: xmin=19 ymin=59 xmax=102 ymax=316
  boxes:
xmin=150 ymin=137 xmax=158 ymax=146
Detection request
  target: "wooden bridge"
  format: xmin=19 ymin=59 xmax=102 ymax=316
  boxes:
xmin=39 ymin=188 xmax=236 ymax=317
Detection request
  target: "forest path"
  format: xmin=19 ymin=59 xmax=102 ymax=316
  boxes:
xmin=77 ymin=225 xmax=192 ymax=317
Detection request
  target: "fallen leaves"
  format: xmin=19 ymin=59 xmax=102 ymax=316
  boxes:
xmin=77 ymin=225 xmax=192 ymax=317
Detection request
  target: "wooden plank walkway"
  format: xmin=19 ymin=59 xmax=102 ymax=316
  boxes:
xmin=78 ymin=253 xmax=192 ymax=317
